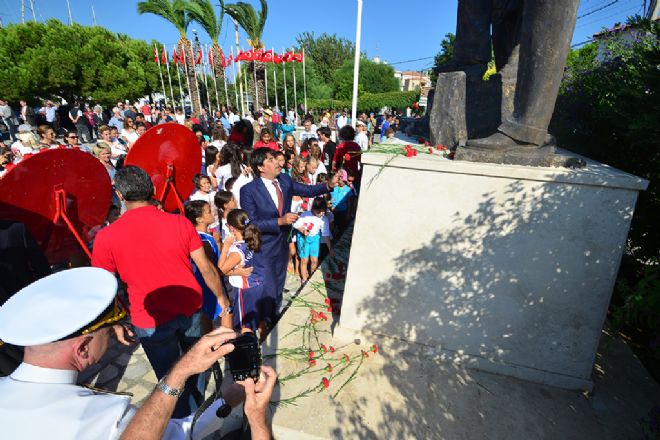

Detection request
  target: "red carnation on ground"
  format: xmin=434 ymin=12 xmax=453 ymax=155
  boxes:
xmin=370 ymin=344 xmax=378 ymax=354
xmin=309 ymin=359 xmax=317 ymax=367
xmin=326 ymin=363 xmax=333 ymax=373
xmin=329 ymin=346 xmax=336 ymax=353
xmin=319 ymin=312 xmax=328 ymax=321
xmin=321 ymin=344 xmax=328 ymax=353
xmin=428 ymin=147 xmax=434 ymax=154
xmin=322 ymin=377 xmax=330 ymax=389
xmin=309 ymin=351 xmax=315 ymax=359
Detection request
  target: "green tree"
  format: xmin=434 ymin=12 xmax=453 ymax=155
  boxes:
xmin=0 ymin=20 xmax=161 ymax=106
xmin=332 ymin=58 xmax=399 ymax=100
xmin=429 ymin=33 xmax=455 ymax=84
xmin=137 ymin=0 xmax=202 ymax=114
xmin=295 ymin=32 xmax=355 ymax=86
xmin=224 ymin=0 xmax=268 ymax=110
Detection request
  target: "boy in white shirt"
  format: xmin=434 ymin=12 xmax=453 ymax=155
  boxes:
xmin=355 ymin=120 xmax=369 ymax=151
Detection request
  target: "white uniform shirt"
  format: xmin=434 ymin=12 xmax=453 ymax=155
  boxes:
xmin=0 ymin=363 xmax=225 ymax=440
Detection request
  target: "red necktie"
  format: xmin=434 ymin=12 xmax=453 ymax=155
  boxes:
xmin=272 ymin=179 xmax=284 ymax=216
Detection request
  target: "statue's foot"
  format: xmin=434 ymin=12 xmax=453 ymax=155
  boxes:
xmin=434 ymin=59 xmax=487 ymax=78
xmin=466 ymin=132 xmax=537 ymax=151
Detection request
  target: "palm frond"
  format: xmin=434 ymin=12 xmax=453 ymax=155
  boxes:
xmin=224 ymin=0 xmax=267 ymax=48
xmin=137 ymin=0 xmax=190 ymax=37
xmin=185 ymin=0 xmax=222 ymax=43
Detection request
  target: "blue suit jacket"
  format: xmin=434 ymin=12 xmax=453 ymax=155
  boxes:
xmin=240 ymin=173 xmax=329 ymax=297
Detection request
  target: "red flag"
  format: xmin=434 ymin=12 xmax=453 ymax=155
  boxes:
xmin=293 ymin=52 xmax=304 ymax=62
xmin=153 ymin=47 xmax=158 ymax=63
xmin=282 ymin=51 xmax=294 ymax=62
xmin=224 ymin=54 xmax=232 ymax=67
xmin=195 ymin=48 xmax=202 ymax=65
xmin=252 ymin=49 xmax=264 ymax=61
xmin=273 ymin=53 xmax=283 ymax=64
xmin=161 ymin=47 xmax=167 ymax=64
xmin=262 ymin=49 xmax=274 ymax=62
xmin=243 ymin=50 xmax=254 ymax=61
xmin=179 ymin=47 xmax=185 ymax=64
xmin=172 ymin=48 xmax=178 ymax=65
xmin=208 ymin=49 xmax=214 ymax=67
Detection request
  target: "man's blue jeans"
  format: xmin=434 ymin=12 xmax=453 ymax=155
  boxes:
xmin=134 ymin=311 xmax=205 ymax=418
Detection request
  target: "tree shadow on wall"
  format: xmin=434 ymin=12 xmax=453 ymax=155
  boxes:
xmin=332 ymin=172 xmax=644 ymax=439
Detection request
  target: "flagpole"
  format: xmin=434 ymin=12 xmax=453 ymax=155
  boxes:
xmin=210 ymin=45 xmax=221 ymax=114
xmin=154 ymin=43 xmax=169 ymax=109
xmin=230 ymin=47 xmax=239 ymax=112
xmin=292 ymin=54 xmax=298 ymax=125
xmin=243 ymin=60 xmax=250 ymax=114
xmin=273 ymin=48 xmax=279 ymax=110
xmin=174 ymin=46 xmax=185 ymax=108
xmin=201 ymin=45 xmax=212 ymax=114
xmin=223 ymin=58 xmax=230 ymax=111
xmin=253 ymin=61 xmax=259 ymax=111
xmin=302 ymin=48 xmax=307 ymax=114
xmin=189 ymin=43 xmax=203 ymax=115
xmin=234 ymin=20 xmax=246 ymax=117
xmin=182 ymin=43 xmax=193 ymax=113
xmin=163 ymin=44 xmax=176 ymax=109
xmin=282 ymin=49 xmax=288 ymax=118
xmin=264 ymin=59 xmax=269 ymax=108
xmin=351 ymin=0 xmax=363 ymax=128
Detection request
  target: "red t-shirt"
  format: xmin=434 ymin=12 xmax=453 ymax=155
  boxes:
xmin=91 ymin=205 xmax=203 ymax=328
xmin=253 ymin=141 xmax=280 ymax=152
xmin=332 ymin=141 xmax=362 ymax=177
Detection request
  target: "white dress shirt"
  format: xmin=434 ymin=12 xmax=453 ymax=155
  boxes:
xmin=260 ymin=176 xmax=280 ymax=212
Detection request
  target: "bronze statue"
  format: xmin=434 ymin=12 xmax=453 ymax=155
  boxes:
xmin=435 ymin=0 xmax=582 ymax=166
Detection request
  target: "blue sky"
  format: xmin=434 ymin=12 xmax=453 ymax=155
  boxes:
xmin=0 ymin=0 xmax=648 ymax=72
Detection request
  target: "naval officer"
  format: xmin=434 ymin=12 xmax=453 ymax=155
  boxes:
xmin=0 ymin=267 xmax=276 ymax=439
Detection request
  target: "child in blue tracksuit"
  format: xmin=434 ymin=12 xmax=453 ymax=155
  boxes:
xmin=219 ymin=209 xmax=265 ymax=336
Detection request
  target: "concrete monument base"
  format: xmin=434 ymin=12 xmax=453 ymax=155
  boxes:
xmin=340 ymin=152 xmax=648 ymax=389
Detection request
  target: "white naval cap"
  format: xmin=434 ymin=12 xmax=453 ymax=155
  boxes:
xmin=0 ymin=267 xmax=119 ymax=346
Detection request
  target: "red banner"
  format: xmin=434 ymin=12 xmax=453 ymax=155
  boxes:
xmin=172 ymin=47 xmax=178 ymax=65
xmin=153 ymin=47 xmax=158 ymax=63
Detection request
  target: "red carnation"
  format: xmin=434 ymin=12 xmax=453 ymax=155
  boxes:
xmin=327 ymin=305 xmax=333 ymax=312
xmin=330 ymin=346 xmax=336 ymax=353
xmin=417 ymin=137 xmax=425 ymax=144
xmin=325 ymin=298 xmax=331 ymax=305
xmin=370 ymin=344 xmax=378 ymax=354
xmin=326 ymin=363 xmax=333 ymax=373
xmin=405 ymin=148 xmax=415 ymax=158
xmin=309 ymin=359 xmax=317 ymax=367
xmin=322 ymin=377 xmax=330 ymax=389
xmin=309 ymin=351 xmax=315 ymax=359
xmin=362 ymin=350 xmax=369 ymax=358
xmin=321 ymin=344 xmax=328 ymax=353
xmin=428 ymin=147 xmax=434 ymax=154
xmin=319 ymin=312 xmax=328 ymax=321
xmin=343 ymin=153 xmax=350 ymax=162
xmin=424 ymin=141 xmax=430 ymax=146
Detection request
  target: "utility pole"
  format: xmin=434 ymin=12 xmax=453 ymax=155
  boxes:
xmin=65 ymin=0 xmax=73 ymax=25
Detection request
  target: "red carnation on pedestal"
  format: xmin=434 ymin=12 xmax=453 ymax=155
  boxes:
xmin=319 ymin=312 xmax=328 ymax=321
xmin=325 ymin=298 xmax=331 ymax=305
xmin=326 ymin=363 xmax=333 ymax=373
xmin=321 ymin=344 xmax=328 ymax=353
xmin=309 ymin=351 xmax=315 ymax=359
xmin=309 ymin=359 xmax=317 ymax=367
xmin=322 ymin=377 xmax=330 ymax=389
xmin=329 ymin=346 xmax=336 ymax=353
xmin=428 ymin=147 xmax=434 ymax=154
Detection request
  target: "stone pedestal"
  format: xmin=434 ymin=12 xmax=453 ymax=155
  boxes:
xmin=340 ymin=153 xmax=647 ymax=389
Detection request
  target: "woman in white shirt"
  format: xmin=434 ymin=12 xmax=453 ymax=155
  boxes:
xmin=214 ymin=143 xmax=246 ymax=190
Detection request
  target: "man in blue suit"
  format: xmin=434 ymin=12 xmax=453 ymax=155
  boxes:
xmin=241 ymin=148 xmax=338 ymax=329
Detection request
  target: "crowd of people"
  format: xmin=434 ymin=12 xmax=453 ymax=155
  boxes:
xmin=0 ymin=97 xmax=403 ymax=438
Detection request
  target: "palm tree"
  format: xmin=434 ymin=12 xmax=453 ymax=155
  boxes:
xmin=137 ymin=0 xmax=201 ymax=115
xmin=224 ymin=0 xmax=268 ymax=111
xmin=185 ymin=0 xmax=227 ymax=109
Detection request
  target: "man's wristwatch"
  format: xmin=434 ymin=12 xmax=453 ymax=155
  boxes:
xmin=156 ymin=376 xmax=183 ymax=398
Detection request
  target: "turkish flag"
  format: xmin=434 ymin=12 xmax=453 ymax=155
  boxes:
xmin=172 ymin=48 xmax=178 ymax=65
xmin=242 ymin=50 xmax=254 ymax=61
xmin=293 ymin=52 xmax=304 ymax=62
xmin=153 ymin=47 xmax=158 ymax=63
xmin=161 ymin=47 xmax=167 ymax=64
xmin=262 ymin=49 xmax=274 ymax=62
xmin=224 ymin=54 xmax=232 ymax=68
xmin=252 ymin=49 xmax=264 ymax=61
xmin=208 ymin=49 xmax=214 ymax=67
xmin=273 ymin=53 xmax=283 ymax=64
xmin=195 ymin=48 xmax=203 ymax=65
xmin=282 ymin=51 xmax=294 ymax=62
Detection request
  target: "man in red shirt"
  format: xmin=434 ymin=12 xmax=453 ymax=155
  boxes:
xmin=91 ymin=166 xmax=229 ymax=418
xmin=253 ymin=128 xmax=280 ymax=151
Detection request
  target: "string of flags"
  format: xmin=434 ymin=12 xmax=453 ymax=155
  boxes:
xmin=152 ymin=46 xmax=304 ymax=68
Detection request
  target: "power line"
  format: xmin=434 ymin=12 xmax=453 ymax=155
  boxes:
xmin=387 ymin=56 xmax=436 ymax=66
xmin=576 ymin=3 xmax=641 ymax=29
xmin=577 ymin=0 xmax=620 ymax=19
